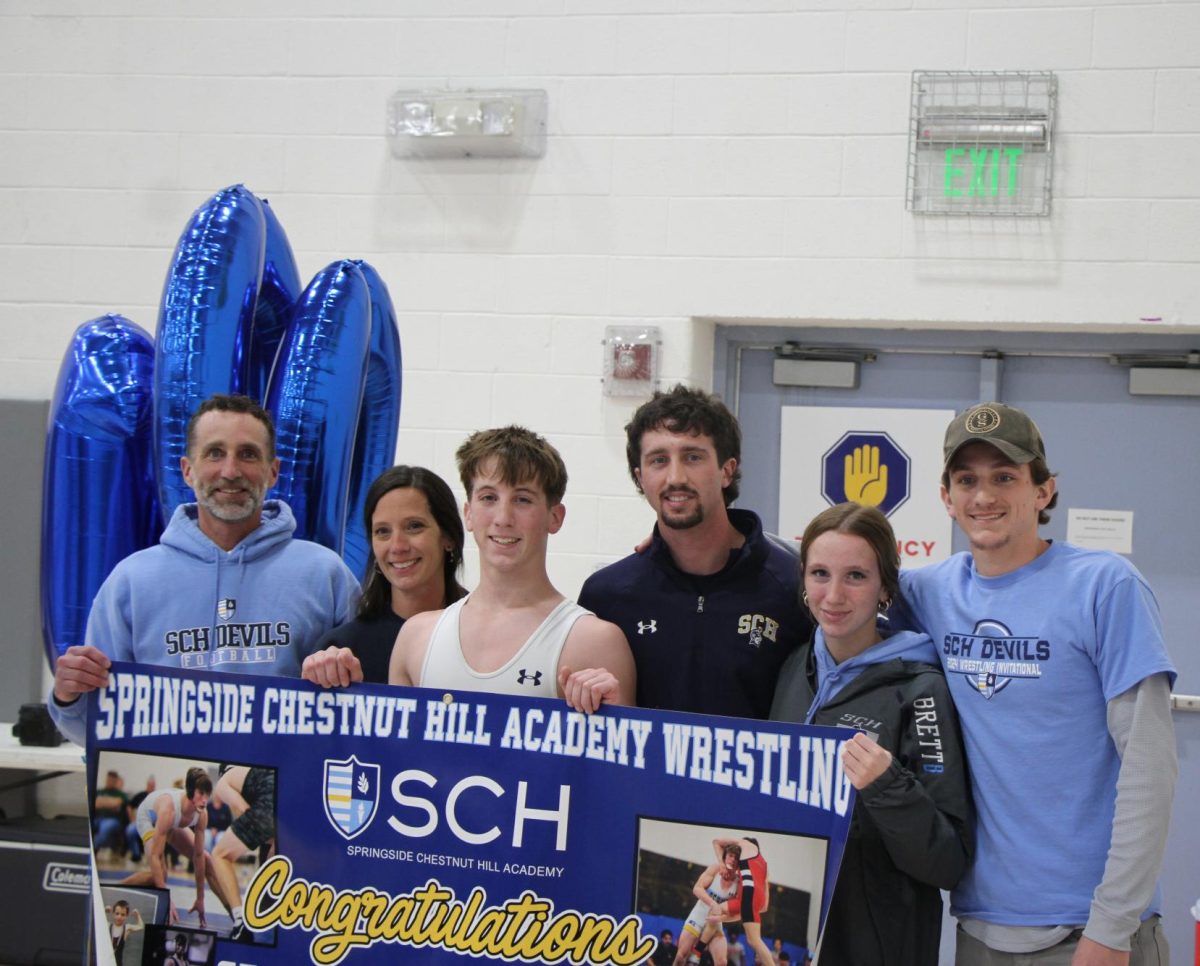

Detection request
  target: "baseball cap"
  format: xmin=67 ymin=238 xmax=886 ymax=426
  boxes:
xmin=943 ymin=402 xmax=1046 ymax=470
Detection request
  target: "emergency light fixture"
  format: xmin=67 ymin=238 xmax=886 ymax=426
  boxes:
xmin=387 ymin=89 xmax=547 ymax=159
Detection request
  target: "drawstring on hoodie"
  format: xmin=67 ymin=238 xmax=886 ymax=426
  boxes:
xmin=164 ymin=501 xmax=293 ymax=643
xmin=805 ymin=627 xmax=941 ymax=724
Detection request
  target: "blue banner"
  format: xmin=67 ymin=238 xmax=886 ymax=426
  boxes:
xmin=87 ymin=663 xmax=852 ymax=965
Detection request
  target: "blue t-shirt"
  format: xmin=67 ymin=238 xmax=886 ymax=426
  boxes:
xmin=899 ymin=542 xmax=1175 ymax=926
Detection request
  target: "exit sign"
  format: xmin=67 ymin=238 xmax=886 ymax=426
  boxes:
xmin=906 ymin=71 xmax=1056 ymax=216
xmin=944 ymin=146 xmax=1024 ymax=197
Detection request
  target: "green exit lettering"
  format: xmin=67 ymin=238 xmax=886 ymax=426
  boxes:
xmin=944 ymin=147 xmax=1024 ymax=197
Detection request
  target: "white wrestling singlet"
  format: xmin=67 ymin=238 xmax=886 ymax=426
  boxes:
xmin=135 ymin=788 xmax=199 ymax=843
xmin=419 ymin=596 xmax=591 ymax=698
xmin=682 ymin=870 xmax=740 ymax=937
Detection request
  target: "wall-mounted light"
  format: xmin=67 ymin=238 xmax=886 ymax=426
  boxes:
xmin=916 ymin=115 xmax=1048 ymax=146
xmin=386 ymin=89 xmax=547 ymax=159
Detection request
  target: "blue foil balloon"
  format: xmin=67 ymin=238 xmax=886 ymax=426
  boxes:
xmin=41 ymin=315 xmax=160 ymax=668
xmin=154 ymin=184 xmax=265 ymax=520
xmin=341 ymin=261 xmax=403 ymax=579
xmin=267 ymin=260 xmax=371 ymax=555
xmin=246 ymin=197 xmax=301 ymax=404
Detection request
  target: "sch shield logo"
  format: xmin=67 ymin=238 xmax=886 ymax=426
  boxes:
xmin=324 ymin=756 xmax=380 ymax=840
xmin=821 ymin=431 xmax=911 ymax=516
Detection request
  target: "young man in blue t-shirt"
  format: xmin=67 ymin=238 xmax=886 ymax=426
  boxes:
xmin=899 ymin=403 xmax=1176 ymax=966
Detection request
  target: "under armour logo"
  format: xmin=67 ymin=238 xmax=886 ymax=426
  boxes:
xmin=517 ymin=670 xmax=542 ymax=686
xmin=637 ymin=620 xmax=657 ymax=635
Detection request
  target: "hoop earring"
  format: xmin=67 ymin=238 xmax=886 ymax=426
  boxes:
xmin=878 ymin=598 xmax=891 ymax=615
xmin=802 ymin=591 xmax=810 ymax=608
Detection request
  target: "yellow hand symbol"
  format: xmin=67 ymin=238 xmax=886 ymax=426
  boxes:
xmin=844 ymin=445 xmax=889 ymax=507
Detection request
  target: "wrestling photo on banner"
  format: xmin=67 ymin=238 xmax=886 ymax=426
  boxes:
xmin=87 ymin=663 xmax=855 ymax=964
xmin=100 ymin=884 xmax=166 ymax=966
xmin=635 ymin=820 xmax=823 ymax=966
xmin=140 ymin=923 xmax=216 ymax=966
xmin=92 ymin=749 xmax=278 ymax=962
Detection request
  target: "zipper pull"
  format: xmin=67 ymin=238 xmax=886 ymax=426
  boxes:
xmin=696 ymin=595 xmax=705 ymax=614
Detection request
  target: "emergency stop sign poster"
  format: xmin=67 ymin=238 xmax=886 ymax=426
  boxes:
xmin=779 ymin=406 xmax=953 ymax=567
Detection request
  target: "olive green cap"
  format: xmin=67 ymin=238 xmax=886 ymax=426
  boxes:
xmin=943 ymin=402 xmax=1046 ymax=470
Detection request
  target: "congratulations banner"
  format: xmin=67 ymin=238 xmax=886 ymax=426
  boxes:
xmin=87 ymin=663 xmax=853 ymax=965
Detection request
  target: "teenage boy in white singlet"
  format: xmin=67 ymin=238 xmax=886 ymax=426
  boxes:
xmin=386 ymin=426 xmax=635 ymax=712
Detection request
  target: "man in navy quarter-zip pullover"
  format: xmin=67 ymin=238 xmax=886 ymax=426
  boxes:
xmin=579 ymin=385 xmax=807 ymax=719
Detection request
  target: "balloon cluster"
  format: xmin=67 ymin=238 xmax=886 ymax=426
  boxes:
xmin=40 ymin=185 xmax=401 ymax=668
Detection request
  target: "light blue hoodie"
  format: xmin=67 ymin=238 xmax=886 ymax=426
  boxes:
xmin=51 ymin=500 xmax=359 ymax=744
xmin=805 ymin=625 xmax=941 ymax=724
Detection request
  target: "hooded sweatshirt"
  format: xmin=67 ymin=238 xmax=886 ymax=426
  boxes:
xmin=804 ymin=626 xmax=940 ymax=722
xmin=51 ymin=500 xmax=359 ymax=744
xmin=772 ymin=626 xmax=973 ymax=966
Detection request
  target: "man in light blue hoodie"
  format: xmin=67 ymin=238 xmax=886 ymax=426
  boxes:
xmin=50 ymin=394 xmax=360 ymax=745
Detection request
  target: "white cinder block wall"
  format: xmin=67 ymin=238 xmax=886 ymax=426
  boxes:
xmin=2 ymin=0 xmax=1198 ymax=599
xmin=4 ymin=3 xmax=1200 ymax=961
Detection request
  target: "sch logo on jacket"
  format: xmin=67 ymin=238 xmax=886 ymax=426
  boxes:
xmin=737 ymin=614 xmax=779 ymax=648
